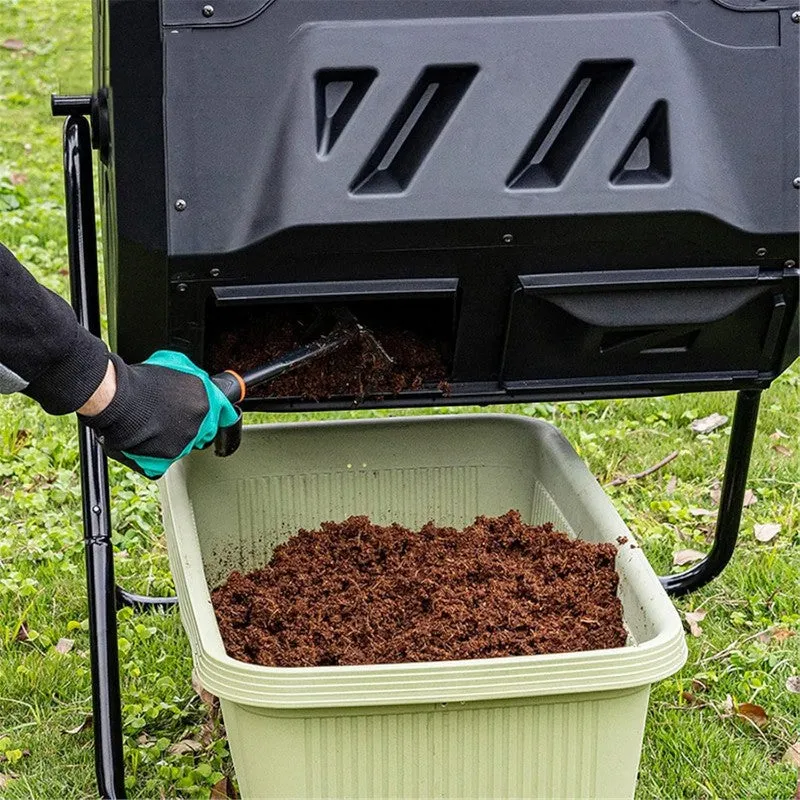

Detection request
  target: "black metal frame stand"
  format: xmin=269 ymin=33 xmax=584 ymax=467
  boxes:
xmin=54 ymin=99 xmax=763 ymax=799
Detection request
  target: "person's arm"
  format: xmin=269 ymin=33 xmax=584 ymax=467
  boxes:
xmin=0 ymin=244 xmax=237 ymax=478
xmin=0 ymin=243 xmax=111 ymax=414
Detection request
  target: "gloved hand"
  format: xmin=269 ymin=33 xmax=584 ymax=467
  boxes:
xmin=80 ymin=350 xmax=239 ymax=479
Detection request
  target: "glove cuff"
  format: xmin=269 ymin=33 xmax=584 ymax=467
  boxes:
xmin=79 ymin=353 xmax=158 ymax=450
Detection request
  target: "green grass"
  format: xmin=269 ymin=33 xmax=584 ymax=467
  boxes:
xmin=1 ymin=2 xmax=799 ymax=797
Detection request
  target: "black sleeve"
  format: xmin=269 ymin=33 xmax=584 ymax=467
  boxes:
xmin=0 ymin=243 xmax=110 ymax=414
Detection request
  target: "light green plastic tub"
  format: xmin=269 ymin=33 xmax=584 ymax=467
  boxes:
xmin=161 ymin=414 xmax=687 ymax=799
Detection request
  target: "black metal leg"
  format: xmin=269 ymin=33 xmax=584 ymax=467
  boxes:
xmin=660 ymin=389 xmax=762 ymax=597
xmin=63 ymin=114 xmax=126 ymax=800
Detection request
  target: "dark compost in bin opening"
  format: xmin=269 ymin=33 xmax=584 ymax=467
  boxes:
xmin=207 ymin=301 xmax=451 ymax=401
xmin=212 ymin=510 xmax=627 ymax=668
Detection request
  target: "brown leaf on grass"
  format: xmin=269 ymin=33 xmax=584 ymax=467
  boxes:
xmin=684 ymin=609 xmax=707 ymax=637
xmin=769 ymin=429 xmax=790 ymax=441
xmin=211 ymin=776 xmax=239 ymax=799
xmin=783 ymin=743 xmax=800 ymax=768
xmin=690 ymin=413 xmax=729 ymax=434
xmin=167 ymin=739 xmax=203 ymax=756
xmin=754 ymin=523 xmax=781 ymax=543
xmin=666 ymin=475 xmax=677 ymax=496
xmin=773 ymin=628 xmax=795 ymax=644
xmin=54 ymin=638 xmax=74 ymax=655
xmin=681 ymin=691 xmax=707 ymax=707
xmin=63 ymin=715 xmax=92 ymax=735
xmin=786 ymin=676 xmax=800 ymax=694
xmin=9 ymin=173 xmax=26 ymax=186
xmin=1 ymin=39 xmax=25 ymax=51
xmin=691 ymin=678 xmax=708 ymax=692
xmin=735 ymin=702 xmax=768 ymax=728
xmin=191 ymin=669 xmax=219 ymax=711
xmin=673 ymin=549 xmax=706 ymax=567
xmin=772 ymin=444 xmax=793 ymax=457
xmin=15 ymin=622 xmax=28 ymax=642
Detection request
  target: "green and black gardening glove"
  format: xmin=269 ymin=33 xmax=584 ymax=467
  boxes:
xmin=81 ymin=350 xmax=239 ymax=479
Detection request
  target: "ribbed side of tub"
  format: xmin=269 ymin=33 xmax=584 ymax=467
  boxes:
xmin=221 ymin=690 xmax=650 ymax=799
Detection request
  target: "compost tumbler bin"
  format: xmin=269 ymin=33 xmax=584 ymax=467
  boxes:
xmin=50 ymin=0 xmax=799 ymax=796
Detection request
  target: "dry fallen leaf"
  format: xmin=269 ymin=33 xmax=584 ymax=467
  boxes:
xmin=773 ymin=628 xmax=795 ymax=644
xmin=1 ymin=38 xmax=25 ymax=51
xmin=721 ymin=693 xmax=734 ymax=714
xmin=769 ymin=429 xmax=789 ymax=441
xmin=689 ymin=507 xmax=715 ymax=518
xmin=63 ymin=715 xmax=92 ymax=735
xmin=666 ymin=475 xmax=677 ymax=496
xmin=735 ymin=702 xmax=768 ymax=728
xmin=773 ymin=444 xmax=793 ymax=457
xmin=9 ymin=173 xmax=27 ymax=186
xmin=786 ymin=676 xmax=800 ymax=694
xmin=783 ymin=742 xmax=800 ymax=768
xmin=673 ymin=549 xmax=706 ymax=567
xmin=754 ymin=523 xmax=781 ymax=543
xmin=54 ymin=638 xmax=74 ymax=655
xmin=192 ymin=669 xmax=218 ymax=710
xmin=690 ymin=413 xmax=728 ymax=434
xmin=681 ymin=691 xmax=707 ymax=707
xmin=167 ymin=739 xmax=203 ymax=756
xmin=684 ymin=609 xmax=707 ymax=637
xmin=210 ymin=776 xmax=239 ymax=799
xmin=691 ymin=678 xmax=708 ymax=693
xmin=15 ymin=622 xmax=29 ymax=642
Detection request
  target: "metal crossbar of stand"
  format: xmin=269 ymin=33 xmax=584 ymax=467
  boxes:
xmin=56 ymin=100 xmax=762 ymax=800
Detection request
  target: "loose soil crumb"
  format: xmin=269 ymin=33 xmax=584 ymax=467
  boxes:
xmin=209 ymin=307 xmax=449 ymax=400
xmin=212 ymin=510 xmax=627 ymax=667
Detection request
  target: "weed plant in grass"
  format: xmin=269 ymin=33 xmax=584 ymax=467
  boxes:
xmin=1 ymin=2 xmax=799 ymax=798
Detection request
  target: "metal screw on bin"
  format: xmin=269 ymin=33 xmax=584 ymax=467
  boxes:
xmin=175 ymin=198 xmax=187 ymax=211
xmin=756 ymin=247 xmax=767 ymax=257
xmin=792 ymin=10 xmax=800 ymax=22
xmin=177 ymin=283 xmax=188 ymax=293
xmin=202 ymin=4 xmax=214 ymax=17
xmin=210 ymin=268 xmax=221 ymax=278
xmin=794 ymin=177 xmax=800 ymax=189
xmin=502 ymin=233 xmax=513 ymax=244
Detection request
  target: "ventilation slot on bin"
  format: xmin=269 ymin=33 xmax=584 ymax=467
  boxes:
xmin=611 ymin=100 xmax=671 ymax=185
xmin=507 ymin=59 xmax=633 ymax=189
xmin=315 ymin=68 xmax=377 ymax=156
xmin=351 ymin=64 xmax=478 ymax=195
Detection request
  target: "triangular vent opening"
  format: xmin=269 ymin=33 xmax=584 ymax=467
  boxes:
xmin=316 ymin=68 xmax=377 ymax=156
xmin=611 ymin=100 xmax=671 ymax=186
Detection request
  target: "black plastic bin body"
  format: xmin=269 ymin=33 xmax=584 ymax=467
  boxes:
xmin=95 ymin=0 xmax=799 ymax=411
